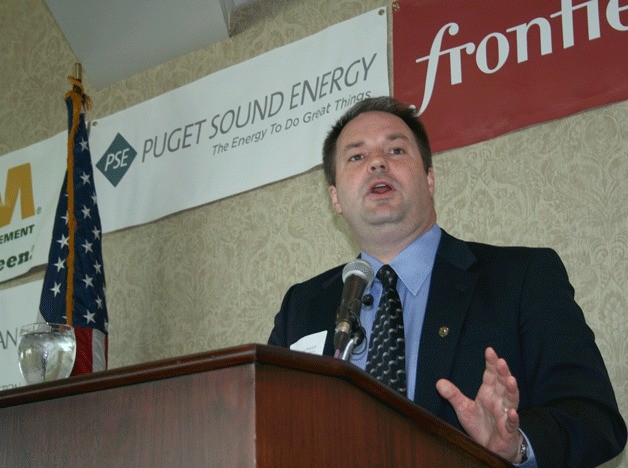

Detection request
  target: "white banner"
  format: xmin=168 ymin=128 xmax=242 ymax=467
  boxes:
xmin=0 ymin=136 xmax=66 ymax=282
xmin=0 ymin=280 xmax=43 ymax=390
xmin=0 ymin=8 xmax=389 ymax=284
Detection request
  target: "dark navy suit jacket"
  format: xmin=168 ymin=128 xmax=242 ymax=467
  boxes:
xmin=268 ymin=230 xmax=626 ymax=467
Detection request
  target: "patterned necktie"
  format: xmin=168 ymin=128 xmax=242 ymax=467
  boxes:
xmin=365 ymin=265 xmax=407 ymax=395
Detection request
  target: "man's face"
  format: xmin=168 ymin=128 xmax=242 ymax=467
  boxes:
xmin=328 ymin=111 xmax=436 ymax=243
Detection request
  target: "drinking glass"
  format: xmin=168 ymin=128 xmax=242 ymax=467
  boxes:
xmin=17 ymin=322 xmax=77 ymax=385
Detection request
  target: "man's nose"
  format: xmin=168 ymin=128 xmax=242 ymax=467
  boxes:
xmin=368 ymin=151 xmax=388 ymax=172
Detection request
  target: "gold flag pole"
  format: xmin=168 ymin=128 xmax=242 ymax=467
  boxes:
xmin=64 ymin=63 xmax=90 ymax=325
xmin=73 ymin=63 xmax=82 ymax=82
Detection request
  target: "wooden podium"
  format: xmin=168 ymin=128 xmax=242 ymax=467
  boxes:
xmin=0 ymin=344 xmax=508 ymax=467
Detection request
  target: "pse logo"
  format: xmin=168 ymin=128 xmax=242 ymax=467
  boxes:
xmin=96 ymin=133 xmax=137 ymax=187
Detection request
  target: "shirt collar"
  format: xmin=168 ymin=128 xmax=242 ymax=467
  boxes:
xmin=361 ymin=224 xmax=441 ymax=296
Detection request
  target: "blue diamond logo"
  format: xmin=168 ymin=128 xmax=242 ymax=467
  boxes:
xmin=96 ymin=133 xmax=137 ymax=187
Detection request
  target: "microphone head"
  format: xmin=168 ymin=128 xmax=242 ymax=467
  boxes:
xmin=342 ymin=259 xmax=374 ymax=288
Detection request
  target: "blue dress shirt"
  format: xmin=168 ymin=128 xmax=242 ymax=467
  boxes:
xmin=350 ymin=223 xmax=441 ymax=401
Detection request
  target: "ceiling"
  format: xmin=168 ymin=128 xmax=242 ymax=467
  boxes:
xmin=44 ymin=0 xmax=262 ymax=89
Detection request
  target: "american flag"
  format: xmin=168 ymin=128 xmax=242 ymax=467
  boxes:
xmin=39 ymin=77 xmax=108 ymax=375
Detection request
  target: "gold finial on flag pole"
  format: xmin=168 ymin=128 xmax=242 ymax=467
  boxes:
xmin=67 ymin=63 xmax=92 ymax=111
xmin=73 ymin=63 xmax=82 ymax=82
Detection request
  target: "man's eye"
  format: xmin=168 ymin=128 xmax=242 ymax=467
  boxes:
xmin=389 ymin=147 xmax=405 ymax=155
xmin=348 ymin=154 xmax=363 ymax=162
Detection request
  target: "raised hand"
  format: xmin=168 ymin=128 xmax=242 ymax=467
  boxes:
xmin=435 ymin=347 xmax=524 ymax=463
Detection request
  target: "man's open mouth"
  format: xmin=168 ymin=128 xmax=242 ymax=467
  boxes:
xmin=370 ymin=181 xmax=393 ymax=194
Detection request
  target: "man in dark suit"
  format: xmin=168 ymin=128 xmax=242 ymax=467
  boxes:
xmin=268 ymin=96 xmax=626 ymax=466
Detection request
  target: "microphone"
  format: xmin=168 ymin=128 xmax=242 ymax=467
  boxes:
xmin=334 ymin=259 xmax=374 ymax=353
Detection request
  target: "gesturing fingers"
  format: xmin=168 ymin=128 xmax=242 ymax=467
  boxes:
xmin=437 ymin=347 xmax=523 ymax=462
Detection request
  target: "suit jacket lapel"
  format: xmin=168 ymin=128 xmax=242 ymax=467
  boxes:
xmin=414 ymin=231 xmax=478 ymax=415
xmin=317 ymin=269 xmax=344 ymax=356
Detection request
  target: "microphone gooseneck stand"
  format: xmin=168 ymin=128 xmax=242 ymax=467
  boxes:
xmin=335 ymin=296 xmax=370 ymax=361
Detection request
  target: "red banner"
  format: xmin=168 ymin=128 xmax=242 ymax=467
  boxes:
xmin=393 ymin=0 xmax=628 ymax=152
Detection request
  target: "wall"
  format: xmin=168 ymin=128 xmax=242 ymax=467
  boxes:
xmin=1 ymin=1 xmax=625 ymax=465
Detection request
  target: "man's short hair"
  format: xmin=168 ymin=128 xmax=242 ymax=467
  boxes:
xmin=322 ymin=96 xmax=432 ymax=186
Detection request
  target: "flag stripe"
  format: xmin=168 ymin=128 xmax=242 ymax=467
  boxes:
xmin=92 ymin=329 xmax=107 ymax=372
xmin=73 ymin=327 xmax=94 ymax=375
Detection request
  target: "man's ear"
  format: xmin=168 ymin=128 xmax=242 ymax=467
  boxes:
xmin=427 ymin=167 xmax=435 ymax=198
xmin=328 ymin=185 xmax=343 ymax=214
